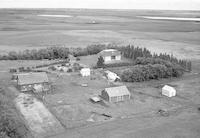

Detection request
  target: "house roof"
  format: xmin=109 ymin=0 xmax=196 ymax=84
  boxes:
xmin=17 ymin=72 xmax=49 ymax=85
xmin=80 ymin=68 xmax=90 ymax=72
xmin=99 ymin=49 xmax=121 ymax=57
xmin=104 ymin=85 xmax=130 ymax=97
xmin=162 ymin=85 xmax=176 ymax=92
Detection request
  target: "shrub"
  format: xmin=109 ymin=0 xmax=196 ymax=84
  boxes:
xmin=18 ymin=67 xmax=25 ymax=72
xmin=60 ymin=69 xmax=64 ymax=72
xmin=61 ymin=63 xmax=66 ymax=66
xmin=48 ymin=66 xmax=56 ymax=71
xmin=9 ymin=69 xmax=17 ymax=73
xmin=96 ymin=56 xmax=105 ymax=68
xmin=67 ymin=68 xmax=73 ymax=72
xmin=73 ymin=63 xmax=82 ymax=71
xmin=76 ymin=57 xmax=80 ymax=61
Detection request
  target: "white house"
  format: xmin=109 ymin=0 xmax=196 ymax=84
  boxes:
xmin=80 ymin=68 xmax=91 ymax=77
xmin=162 ymin=85 xmax=176 ymax=97
xmin=99 ymin=49 xmax=121 ymax=63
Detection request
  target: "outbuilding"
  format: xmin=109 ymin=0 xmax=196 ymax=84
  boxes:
xmin=80 ymin=68 xmax=91 ymax=77
xmin=104 ymin=70 xmax=120 ymax=82
xmin=17 ymin=72 xmax=50 ymax=93
xmin=99 ymin=49 xmax=121 ymax=63
xmin=101 ymin=86 xmax=131 ymax=103
xmin=162 ymin=85 xmax=176 ymax=97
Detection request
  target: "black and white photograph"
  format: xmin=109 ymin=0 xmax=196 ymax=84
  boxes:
xmin=0 ymin=0 xmax=200 ymax=138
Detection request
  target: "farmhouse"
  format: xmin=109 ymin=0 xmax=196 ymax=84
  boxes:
xmin=99 ymin=49 xmax=121 ymax=63
xmin=17 ymin=72 xmax=50 ymax=93
xmin=101 ymin=86 xmax=131 ymax=103
xmin=162 ymin=85 xmax=176 ymax=97
xmin=80 ymin=68 xmax=91 ymax=77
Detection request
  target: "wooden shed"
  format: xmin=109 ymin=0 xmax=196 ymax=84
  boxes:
xmin=101 ymin=86 xmax=131 ymax=103
xmin=17 ymin=72 xmax=50 ymax=93
xmin=162 ymin=85 xmax=176 ymax=97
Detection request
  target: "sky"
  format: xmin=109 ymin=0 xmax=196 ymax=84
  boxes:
xmin=0 ymin=0 xmax=200 ymax=10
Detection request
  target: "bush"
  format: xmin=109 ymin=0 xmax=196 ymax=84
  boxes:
xmin=96 ymin=56 xmax=105 ymax=68
xmin=9 ymin=69 xmax=17 ymax=73
xmin=73 ymin=63 xmax=82 ymax=71
xmin=48 ymin=66 xmax=56 ymax=71
xmin=76 ymin=57 xmax=80 ymax=61
xmin=18 ymin=67 xmax=25 ymax=72
xmin=67 ymin=68 xmax=73 ymax=72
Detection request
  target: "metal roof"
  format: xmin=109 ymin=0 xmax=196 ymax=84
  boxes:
xmin=99 ymin=49 xmax=121 ymax=57
xmin=162 ymin=85 xmax=176 ymax=92
xmin=104 ymin=85 xmax=130 ymax=97
xmin=17 ymin=72 xmax=49 ymax=85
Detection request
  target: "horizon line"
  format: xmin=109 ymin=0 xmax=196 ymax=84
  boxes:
xmin=0 ymin=7 xmax=199 ymax=11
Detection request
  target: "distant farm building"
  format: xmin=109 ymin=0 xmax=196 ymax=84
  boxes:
xmin=17 ymin=72 xmax=50 ymax=93
xmin=99 ymin=49 xmax=121 ymax=63
xmin=101 ymin=86 xmax=131 ymax=103
xmin=80 ymin=68 xmax=91 ymax=77
xmin=162 ymin=85 xmax=176 ymax=97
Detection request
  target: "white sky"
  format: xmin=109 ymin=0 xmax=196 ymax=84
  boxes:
xmin=0 ymin=0 xmax=200 ymax=10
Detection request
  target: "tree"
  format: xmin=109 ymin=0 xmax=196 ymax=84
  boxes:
xmin=96 ymin=56 xmax=105 ymax=68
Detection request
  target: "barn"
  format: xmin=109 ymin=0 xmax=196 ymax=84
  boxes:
xmin=101 ymin=86 xmax=131 ymax=103
xmin=99 ymin=49 xmax=121 ymax=63
xmin=17 ymin=72 xmax=50 ymax=93
xmin=162 ymin=85 xmax=176 ymax=97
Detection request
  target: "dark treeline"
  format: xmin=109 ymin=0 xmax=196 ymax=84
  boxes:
xmin=121 ymin=45 xmax=192 ymax=71
xmin=0 ymin=44 xmax=191 ymax=72
xmin=0 ymin=47 xmax=70 ymax=60
xmin=0 ymin=44 xmax=108 ymax=60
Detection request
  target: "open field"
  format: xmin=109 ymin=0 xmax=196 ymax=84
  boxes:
xmin=0 ymin=9 xmax=200 ymax=60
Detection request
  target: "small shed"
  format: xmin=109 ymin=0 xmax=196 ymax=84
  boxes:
xmin=99 ymin=49 xmax=121 ymax=63
xmin=162 ymin=85 xmax=176 ymax=97
xmin=17 ymin=72 xmax=50 ymax=92
xmin=104 ymin=70 xmax=120 ymax=82
xmin=80 ymin=68 xmax=90 ymax=77
xmin=101 ymin=86 xmax=131 ymax=103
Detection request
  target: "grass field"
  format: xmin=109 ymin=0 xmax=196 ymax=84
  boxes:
xmin=0 ymin=9 xmax=200 ymax=60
